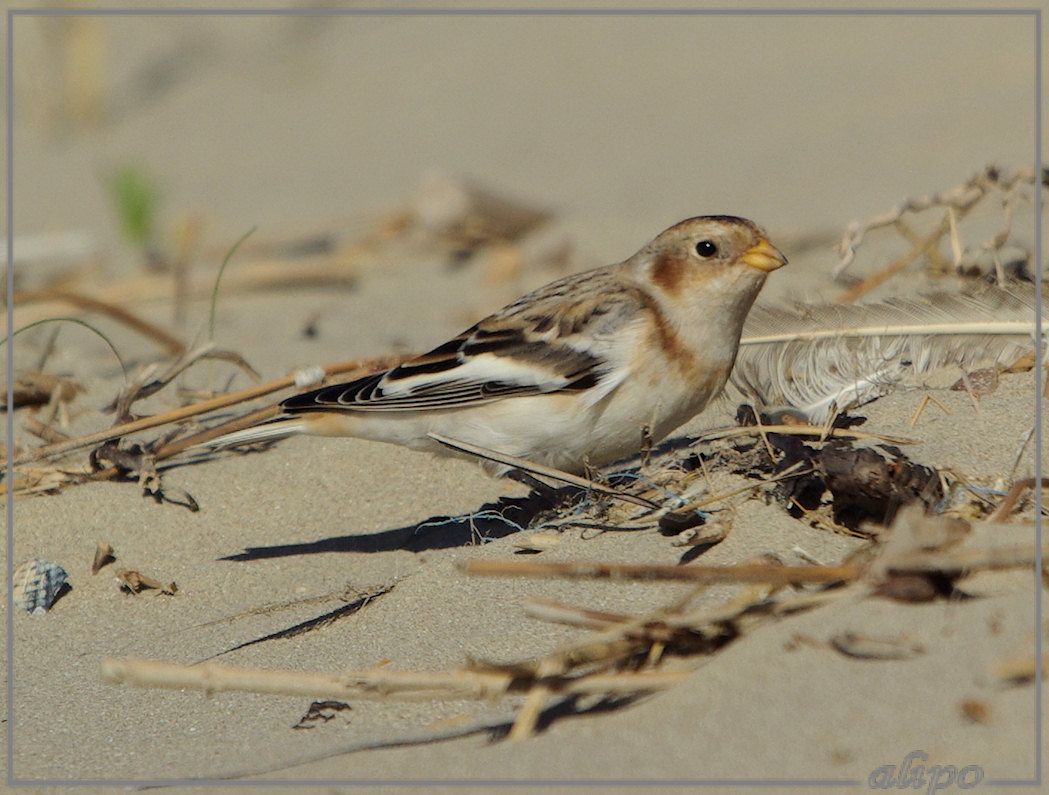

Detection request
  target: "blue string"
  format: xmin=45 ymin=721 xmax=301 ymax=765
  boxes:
xmin=414 ymin=509 xmax=526 ymax=543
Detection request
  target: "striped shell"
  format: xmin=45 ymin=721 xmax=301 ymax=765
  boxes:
xmin=13 ymin=558 xmax=69 ymax=615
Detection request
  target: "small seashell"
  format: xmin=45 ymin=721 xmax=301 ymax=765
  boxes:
xmin=13 ymin=558 xmax=69 ymax=614
xmin=950 ymin=367 xmax=999 ymax=396
xmin=830 ymin=630 xmax=925 ymax=660
xmin=513 ymin=531 xmax=563 ymax=552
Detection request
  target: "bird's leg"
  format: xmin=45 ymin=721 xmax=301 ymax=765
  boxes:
xmin=504 ymin=468 xmax=571 ymax=505
xmin=640 ymin=423 xmax=653 ymax=470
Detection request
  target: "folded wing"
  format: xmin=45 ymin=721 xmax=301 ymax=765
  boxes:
xmin=282 ymin=275 xmax=644 ymax=414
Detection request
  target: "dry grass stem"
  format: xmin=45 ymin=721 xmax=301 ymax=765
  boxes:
xmin=668 ymin=587 xmax=854 ymax=630
xmin=509 ymin=680 xmax=555 ymax=740
xmin=908 ymin=394 xmax=953 ymax=426
xmin=107 ymin=342 xmax=259 ymax=421
xmin=523 ymin=598 xmax=663 ymax=632
xmin=8 ymin=371 xmax=83 ymax=411
xmin=670 ymin=461 xmax=809 ymax=515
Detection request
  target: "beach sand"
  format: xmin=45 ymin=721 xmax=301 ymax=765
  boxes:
xmin=5 ymin=4 xmax=1045 ymax=789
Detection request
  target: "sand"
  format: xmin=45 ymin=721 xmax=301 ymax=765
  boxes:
xmin=5 ymin=3 xmax=1045 ymax=790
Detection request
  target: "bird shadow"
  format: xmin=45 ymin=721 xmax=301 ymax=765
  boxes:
xmin=220 ymin=490 xmax=558 ymax=562
xmin=219 ymin=441 xmax=699 ymax=563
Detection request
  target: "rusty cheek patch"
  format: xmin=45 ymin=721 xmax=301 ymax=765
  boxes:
xmin=649 ymin=253 xmax=688 ymax=297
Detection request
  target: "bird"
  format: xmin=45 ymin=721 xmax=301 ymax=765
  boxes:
xmin=214 ymin=215 xmax=786 ymax=477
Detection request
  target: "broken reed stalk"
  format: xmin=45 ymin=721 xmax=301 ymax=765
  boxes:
xmin=15 ymin=353 xmax=413 ymax=465
xmin=504 ymin=603 xmax=699 ymax=739
xmin=100 ymin=657 xmax=686 ymax=701
xmin=461 ymin=559 xmax=860 ymax=585
xmin=509 ymin=676 xmax=555 ymax=741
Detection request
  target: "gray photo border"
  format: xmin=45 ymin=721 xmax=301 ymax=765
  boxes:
xmin=6 ymin=4 xmax=1040 ymax=792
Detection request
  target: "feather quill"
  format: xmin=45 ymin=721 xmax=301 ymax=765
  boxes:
xmin=729 ymin=285 xmax=1043 ymax=422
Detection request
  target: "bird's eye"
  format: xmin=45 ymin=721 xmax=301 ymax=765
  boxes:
xmin=695 ymin=240 xmax=718 ymax=258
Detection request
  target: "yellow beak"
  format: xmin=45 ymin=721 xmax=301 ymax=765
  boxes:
xmin=742 ymin=238 xmax=788 ymax=272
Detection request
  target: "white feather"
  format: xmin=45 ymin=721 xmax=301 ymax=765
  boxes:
xmin=729 ymin=285 xmax=1043 ymax=422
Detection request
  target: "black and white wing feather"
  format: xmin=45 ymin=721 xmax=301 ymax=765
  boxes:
xmin=282 ymin=269 xmax=643 ymax=414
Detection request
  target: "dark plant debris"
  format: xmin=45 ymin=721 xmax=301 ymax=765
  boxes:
xmin=117 ymin=568 xmax=177 ymax=596
xmin=292 ymin=700 xmax=353 ymax=729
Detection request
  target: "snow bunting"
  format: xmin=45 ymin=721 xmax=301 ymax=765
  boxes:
xmin=223 ymin=215 xmax=785 ymax=475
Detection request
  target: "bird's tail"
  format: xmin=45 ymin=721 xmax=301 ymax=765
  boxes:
xmin=199 ymin=417 xmax=312 ymax=450
xmin=193 ymin=411 xmax=362 ymax=454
